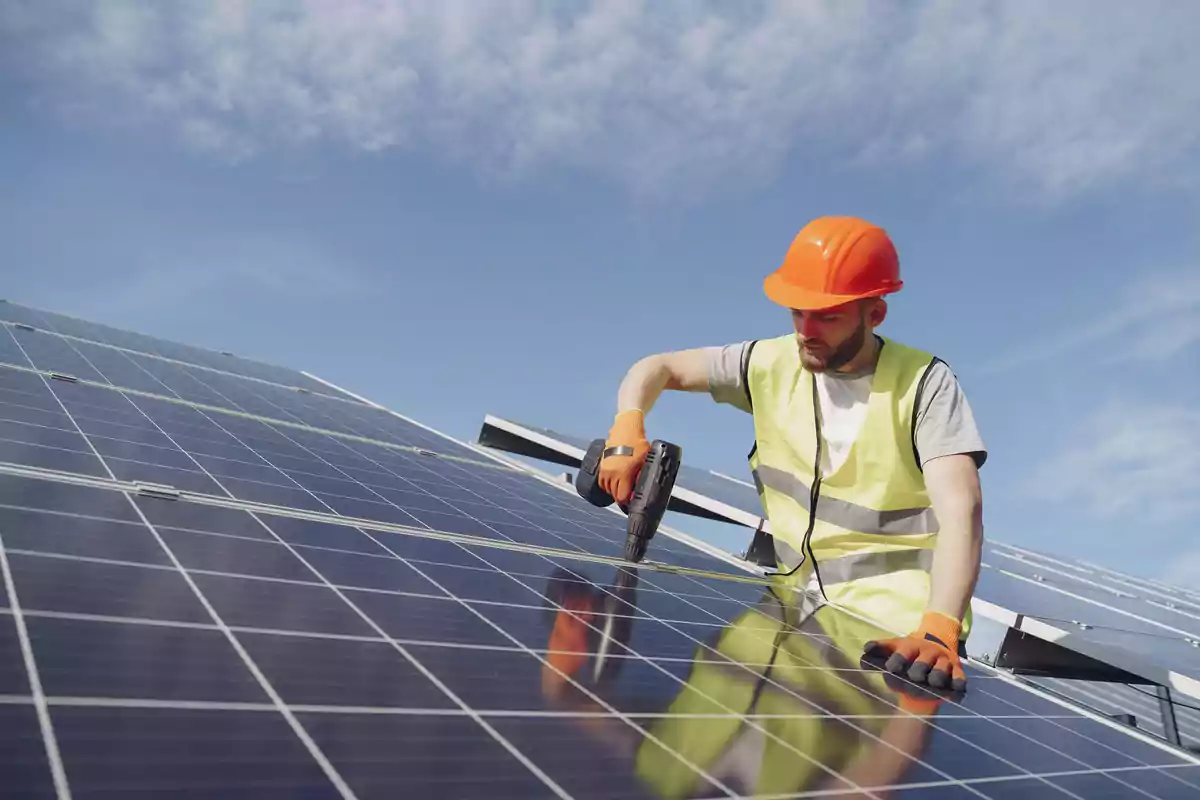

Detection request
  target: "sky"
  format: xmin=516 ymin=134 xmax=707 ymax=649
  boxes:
xmin=1 ymin=0 xmax=1198 ymax=588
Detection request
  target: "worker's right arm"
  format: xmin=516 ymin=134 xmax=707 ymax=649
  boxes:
xmin=614 ymin=347 xmax=720 ymax=414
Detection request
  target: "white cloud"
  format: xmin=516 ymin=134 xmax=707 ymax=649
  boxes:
xmin=978 ymin=267 xmax=1200 ymax=375
xmin=1024 ymin=398 xmax=1200 ymax=524
xmin=4 ymin=0 xmax=1198 ymax=201
xmin=53 ymin=231 xmax=366 ymax=321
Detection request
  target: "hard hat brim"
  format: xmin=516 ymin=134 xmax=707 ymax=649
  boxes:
xmin=763 ymin=272 xmax=901 ymax=311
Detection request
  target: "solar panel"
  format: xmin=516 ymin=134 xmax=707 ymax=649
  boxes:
xmin=0 ymin=303 xmax=1197 ymax=798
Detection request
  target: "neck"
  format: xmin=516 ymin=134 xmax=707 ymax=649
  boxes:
xmin=836 ymin=333 xmax=882 ymax=374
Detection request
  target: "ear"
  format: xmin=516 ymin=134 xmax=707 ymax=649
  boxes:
xmin=868 ymin=298 xmax=888 ymax=327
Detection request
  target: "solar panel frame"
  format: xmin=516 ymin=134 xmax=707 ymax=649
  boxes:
xmin=2 ymin=302 xmax=1199 ymax=798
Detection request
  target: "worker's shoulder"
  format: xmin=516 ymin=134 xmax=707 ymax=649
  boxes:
xmin=880 ymin=335 xmax=938 ymax=363
xmin=742 ymin=333 xmax=794 ymax=364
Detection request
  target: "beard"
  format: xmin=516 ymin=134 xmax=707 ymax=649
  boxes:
xmin=798 ymin=318 xmax=869 ymax=373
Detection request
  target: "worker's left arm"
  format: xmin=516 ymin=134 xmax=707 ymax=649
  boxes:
xmin=912 ymin=360 xmax=988 ymax=623
xmin=923 ymin=452 xmax=984 ymax=622
xmin=863 ymin=361 xmax=985 ymax=691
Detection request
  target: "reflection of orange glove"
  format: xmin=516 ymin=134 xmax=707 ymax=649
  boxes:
xmin=863 ymin=611 xmax=967 ymax=693
xmin=597 ymin=410 xmax=650 ymax=505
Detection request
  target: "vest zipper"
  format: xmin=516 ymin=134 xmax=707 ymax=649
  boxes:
xmin=802 ymin=373 xmax=828 ymax=601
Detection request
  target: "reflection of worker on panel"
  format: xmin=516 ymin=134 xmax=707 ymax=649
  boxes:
xmin=540 ymin=568 xmax=956 ymax=798
xmin=540 ymin=567 xmax=642 ymax=703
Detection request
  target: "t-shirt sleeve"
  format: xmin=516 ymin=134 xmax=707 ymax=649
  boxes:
xmin=914 ymin=360 xmax=988 ymax=469
xmin=706 ymin=341 xmax=755 ymax=414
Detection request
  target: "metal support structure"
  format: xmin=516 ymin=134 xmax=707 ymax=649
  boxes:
xmin=1156 ymin=685 xmax=1182 ymax=748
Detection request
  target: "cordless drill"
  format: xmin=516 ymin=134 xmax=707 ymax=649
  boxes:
xmin=574 ymin=437 xmax=682 ymax=563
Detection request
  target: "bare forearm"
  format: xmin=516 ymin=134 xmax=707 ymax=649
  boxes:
xmin=923 ymin=455 xmax=984 ymax=622
xmin=927 ymin=510 xmax=983 ymax=621
xmin=616 ymin=356 xmax=673 ymax=414
xmin=615 ymin=350 xmax=712 ymax=415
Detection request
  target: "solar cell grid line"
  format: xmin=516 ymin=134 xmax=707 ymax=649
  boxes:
xmin=0 ymin=525 xmax=71 ymax=798
xmin=502 ymin=562 xmax=1198 ymax=800
xmin=4 ymin=332 xmax=363 ymax=799
xmin=43 ymin=363 xmax=593 ymax=799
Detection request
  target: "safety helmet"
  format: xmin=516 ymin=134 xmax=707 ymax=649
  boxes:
xmin=763 ymin=216 xmax=902 ymax=311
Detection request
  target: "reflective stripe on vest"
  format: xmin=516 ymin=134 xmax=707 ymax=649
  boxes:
xmin=744 ymin=333 xmax=972 ymax=639
xmin=819 ymin=547 xmax=934 ymax=585
xmin=751 ymin=464 xmax=940 ymax=536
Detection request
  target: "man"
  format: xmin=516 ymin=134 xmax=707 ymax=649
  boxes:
xmin=597 ymin=215 xmax=986 ymax=693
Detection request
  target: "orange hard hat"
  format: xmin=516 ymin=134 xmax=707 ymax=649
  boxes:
xmin=764 ymin=216 xmax=902 ymax=310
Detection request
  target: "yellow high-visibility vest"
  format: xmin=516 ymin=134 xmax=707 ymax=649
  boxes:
xmin=744 ymin=333 xmax=972 ymax=640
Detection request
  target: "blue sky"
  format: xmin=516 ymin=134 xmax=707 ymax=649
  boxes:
xmin=2 ymin=1 xmax=1198 ymax=586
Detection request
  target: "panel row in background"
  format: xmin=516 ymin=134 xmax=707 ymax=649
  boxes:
xmin=1030 ymin=676 xmax=1200 ymax=752
xmin=976 ymin=554 xmax=1200 ymax=679
xmin=0 ymin=327 xmax=484 ymax=461
xmin=985 ymin=541 xmax=1200 ymax=633
xmin=0 ymin=371 xmax=742 ymax=574
xmin=0 ymin=300 xmax=357 ymax=402
xmin=1 ymin=473 xmax=1197 ymax=799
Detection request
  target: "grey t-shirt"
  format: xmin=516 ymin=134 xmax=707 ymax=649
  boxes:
xmin=706 ymin=338 xmax=987 ymax=470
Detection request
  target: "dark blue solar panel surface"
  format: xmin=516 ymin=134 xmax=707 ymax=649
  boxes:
xmin=0 ymin=304 xmax=1196 ymax=798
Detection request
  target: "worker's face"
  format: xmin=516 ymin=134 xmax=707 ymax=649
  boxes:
xmin=792 ymin=299 xmax=884 ymax=372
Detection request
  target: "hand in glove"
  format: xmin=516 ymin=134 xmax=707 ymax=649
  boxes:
xmin=863 ymin=611 xmax=967 ymax=693
xmin=597 ymin=409 xmax=650 ymax=505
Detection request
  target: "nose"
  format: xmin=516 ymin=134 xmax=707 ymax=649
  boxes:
xmin=796 ymin=313 xmax=820 ymax=338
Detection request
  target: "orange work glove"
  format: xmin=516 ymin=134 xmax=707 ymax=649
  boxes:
xmin=863 ymin=611 xmax=967 ymax=693
xmin=596 ymin=409 xmax=650 ymax=505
